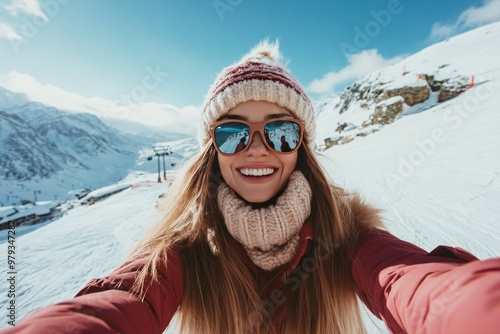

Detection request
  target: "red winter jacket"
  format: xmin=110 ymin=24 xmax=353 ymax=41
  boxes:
xmin=352 ymin=229 xmax=500 ymax=333
xmin=1 ymin=226 xmax=499 ymax=334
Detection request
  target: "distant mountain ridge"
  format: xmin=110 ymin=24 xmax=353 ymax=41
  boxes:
xmin=0 ymin=88 xmax=157 ymax=205
xmin=0 ymin=85 xmax=31 ymax=108
xmin=0 ymin=110 xmax=76 ymax=180
xmin=1 ymin=101 xmax=139 ymax=179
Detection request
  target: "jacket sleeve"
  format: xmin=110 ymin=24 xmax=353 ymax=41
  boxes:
xmin=352 ymin=229 xmax=500 ymax=334
xmin=0 ymin=250 xmax=183 ymax=334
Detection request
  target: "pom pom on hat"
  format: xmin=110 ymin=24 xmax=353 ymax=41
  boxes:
xmin=199 ymin=40 xmax=315 ymax=148
xmin=241 ymin=39 xmax=283 ymax=64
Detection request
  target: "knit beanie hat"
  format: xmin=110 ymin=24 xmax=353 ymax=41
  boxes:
xmin=199 ymin=40 xmax=315 ymax=148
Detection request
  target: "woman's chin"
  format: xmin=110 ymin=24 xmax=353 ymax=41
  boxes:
xmin=240 ymin=193 xmax=274 ymax=204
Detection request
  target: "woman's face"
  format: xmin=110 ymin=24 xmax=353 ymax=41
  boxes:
xmin=216 ymin=100 xmax=298 ymax=203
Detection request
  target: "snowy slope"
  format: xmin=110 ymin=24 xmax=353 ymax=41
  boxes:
xmin=315 ymin=21 xmax=500 ymax=149
xmin=317 ymin=22 xmax=500 ymax=260
xmin=320 ymin=80 xmax=500 ymax=259
xmin=1 ymin=23 xmax=500 ymax=333
xmin=0 ymin=174 xmax=168 ymax=319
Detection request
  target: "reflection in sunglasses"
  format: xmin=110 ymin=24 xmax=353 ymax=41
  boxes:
xmin=214 ymin=120 xmax=301 ymax=155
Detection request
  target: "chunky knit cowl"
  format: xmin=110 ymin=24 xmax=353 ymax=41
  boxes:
xmin=217 ymin=171 xmax=312 ymax=270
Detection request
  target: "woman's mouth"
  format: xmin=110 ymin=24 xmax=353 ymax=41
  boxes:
xmin=239 ymin=168 xmax=276 ymax=177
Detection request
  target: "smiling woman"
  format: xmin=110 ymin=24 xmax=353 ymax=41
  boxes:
xmin=1 ymin=39 xmax=499 ymax=334
xmin=214 ymin=101 xmax=300 ymax=203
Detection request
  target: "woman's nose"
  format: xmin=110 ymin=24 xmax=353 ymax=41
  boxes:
xmin=245 ymin=132 xmax=269 ymax=156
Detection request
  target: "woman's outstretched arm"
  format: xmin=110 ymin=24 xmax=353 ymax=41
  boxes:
xmin=353 ymin=229 xmax=500 ymax=334
xmin=0 ymin=251 xmax=183 ymax=334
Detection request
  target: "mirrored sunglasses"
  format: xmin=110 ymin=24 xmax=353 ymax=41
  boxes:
xmin=209 ymin=118 xmax=305 ymax=155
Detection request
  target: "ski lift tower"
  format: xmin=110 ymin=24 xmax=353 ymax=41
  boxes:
xmin=152 ymin=145 xmax=173 ymax=183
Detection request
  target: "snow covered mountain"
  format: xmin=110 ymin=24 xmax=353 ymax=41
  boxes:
xmin=0 ymin=88 xmax=192 ymax=205
xmin=0 ymin=110 xmax=79 ymax=180
xmin=0 ymin=86 xmax=31 ymax=109
xmin=100 ymin=116 xmax=190 ymax=142
xmin=314 ymin=21 xmax=500 ymax=151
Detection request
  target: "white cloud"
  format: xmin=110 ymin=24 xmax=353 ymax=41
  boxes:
xmin=0 ymin=71 xmax=200 ymax=136
xmin=430 ymin=0 xmax=500 ymax=40
xmin=307 ymin=49 xmax=404 ymax=95
xmin=2 ymin=0 xmax=48 ymax=21
xmin=459 ymin=0 xmax=500 ymax=26
xmin=429 ymin=23 xmax=456 ymax=40
xmin=0 ymin=22 xmax=23 ymax=40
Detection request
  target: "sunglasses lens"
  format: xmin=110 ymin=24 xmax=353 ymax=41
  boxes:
xmin=214 ymin=122 xmax=250 ymax=154
xmin=264 ymin=120 xmax=301 ymax=153
xmin=213 ymin=120 xmax=302 ymax=155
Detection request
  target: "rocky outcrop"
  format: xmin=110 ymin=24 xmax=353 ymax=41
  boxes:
xmin=379 ymin=84 xmax=430 ymax=106
xmin=336 ymin=123 xmax=348 ymax=132
xmin=323 ymin=128 xmax=380 ymax=150
xmin=324 ymin=136 xmax=354 ymax=150
xmin=420 ymin=73 xmax=469 ymax=101
xmin=421 ymin=74 xmax=440 ymax=91
xmin=370 ymin=96 xmax=405 ymax=125
xmin=337 ymin=83 xmax=361 ymax=114
xmin=437 ymin=76 xmax=469 ymax=102
xmin=314 ymin=65 xmax=473 ymax=151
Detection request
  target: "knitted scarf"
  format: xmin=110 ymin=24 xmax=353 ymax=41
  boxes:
xmin=217 ymin=171 xmax=312 ymax=271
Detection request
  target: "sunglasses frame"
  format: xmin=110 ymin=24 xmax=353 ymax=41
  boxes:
xmin=209 ymin=117 xmax=305 ymax=156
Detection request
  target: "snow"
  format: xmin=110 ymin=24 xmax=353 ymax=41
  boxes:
xmin=381 ymin=75 xmax=429 ymax=90
xmin=320 ymin=80 xmax=500 ymax=260
xmin=375 ymin=95 xmax=404 ymax=107
xmin=1 ymin=174 xmax=168 ymax=323
xmin=0 ymin=207 xmax=16 ymax=219
xmin=315 ymin=21 xmax=500 ymax=149
xmin=399 ymin=91 xmax=440 ymax=117
xmin=81 ymin=183 xmax=132 ymax=201
xmin=2 ymin=202 xmax=58 ymax=221
xmin=67 ymin=188 xmax=90 ymax=199
xmin=1 ymin=22 xmax=500 ymax=333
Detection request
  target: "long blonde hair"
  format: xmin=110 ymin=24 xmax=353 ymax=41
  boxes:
xmin=131 ymin=142 xmax=381 ymax=333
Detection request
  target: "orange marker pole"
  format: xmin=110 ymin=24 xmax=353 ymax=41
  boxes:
xmin=468 ymin=75 xmax=475 ymax=88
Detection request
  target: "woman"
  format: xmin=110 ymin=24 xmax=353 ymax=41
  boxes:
xmin=2 ymin=41 xmax=499 ymax=334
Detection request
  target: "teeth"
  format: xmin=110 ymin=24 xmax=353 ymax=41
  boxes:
xmin=240 ymin=168 xmax=275 ymax=176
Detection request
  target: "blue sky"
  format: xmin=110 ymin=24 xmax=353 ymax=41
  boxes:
xmin=1 ymin=0 xmax=499 ymax=134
